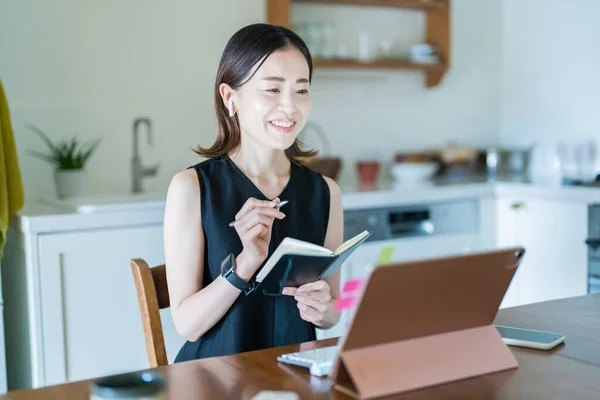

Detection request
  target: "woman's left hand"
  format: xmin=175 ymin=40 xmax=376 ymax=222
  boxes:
xmin=282 ymin=280 xmax=333 ymax=326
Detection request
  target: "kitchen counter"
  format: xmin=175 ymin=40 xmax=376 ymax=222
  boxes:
xmin=339 ymin=174 xmax=600 ymax=210
xmin=12 ymin=174 xmax=600 ymax=234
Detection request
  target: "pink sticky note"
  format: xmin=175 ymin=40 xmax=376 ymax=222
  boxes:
xmin=335 ymin=296 xmax=357 ymax=312
xmin=342 ymin=279 xmax=363 ymax=294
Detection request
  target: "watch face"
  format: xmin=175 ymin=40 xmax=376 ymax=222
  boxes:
xmin=221 ymin=254 xmax=234 ymax=276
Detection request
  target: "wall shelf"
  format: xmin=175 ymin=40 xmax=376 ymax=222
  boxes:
xmin=292 ymin=0 xmax=449 ymax=11
xmin=267 ymin=0 xmax=451 ymax=88
xmin=313 ymin=58 xmax=446 ymax=71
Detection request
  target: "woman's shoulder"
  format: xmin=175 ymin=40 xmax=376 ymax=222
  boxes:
xmin=169 ymin=155 xmax=232 ymax=199
xmin=321 ymin=175 xmax=341 ymax=200
xmin=187 ymin=155 xmax=228 ymax=174
xmin=167 ymin=168 xmax=200 ymax=201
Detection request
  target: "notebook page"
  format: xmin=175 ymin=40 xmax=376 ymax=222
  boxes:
xmin=334 ymin=230 xmax=370 ymax=255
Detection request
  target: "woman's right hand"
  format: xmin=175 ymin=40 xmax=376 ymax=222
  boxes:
xmin=233 ymin=197 xmax=286 ymax=280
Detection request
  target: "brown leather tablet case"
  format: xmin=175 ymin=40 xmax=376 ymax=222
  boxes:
xmin=330 ymin=247 xmax=525 ymax=399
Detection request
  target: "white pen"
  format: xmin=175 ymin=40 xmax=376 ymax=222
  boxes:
xmin=229 ymin=200 xmax=289 ymax=228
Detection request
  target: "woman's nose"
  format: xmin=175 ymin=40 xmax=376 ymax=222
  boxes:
xmin=277 ymin=94 xmax=297 ymax=114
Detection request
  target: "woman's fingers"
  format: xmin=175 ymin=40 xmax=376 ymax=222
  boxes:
xmin=299 ymin=306 xmax=323 ymax=323
xmin=236 ymin=207 xmax=285 ymax=234
xmin=296 ymin=297 xmax=328 ymax=313
xmin=243 ymin=223 xmax=269 ymax=242
xmin=295 ymin=290 xmax=331 ymax=303
xmin=236 ymin=213 xmax=272 ymax=233
xmin=281 ymin=287 xmax=297 ymax=296
xmin=235 ymin=197 xmax=280 ymax=221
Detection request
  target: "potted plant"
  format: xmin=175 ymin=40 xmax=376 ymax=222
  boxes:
xmin=27 ymin=123 xmax=101 ymax=199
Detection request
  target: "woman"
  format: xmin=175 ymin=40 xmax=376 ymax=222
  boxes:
xmin=163 ymin=23 xmax=343 ymax=362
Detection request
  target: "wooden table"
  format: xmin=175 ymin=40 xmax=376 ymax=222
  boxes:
xmin=3 ymin=294 xmax=600 ymax=399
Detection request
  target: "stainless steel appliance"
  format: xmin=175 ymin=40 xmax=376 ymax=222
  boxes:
xmin=585 ymin=204 xmax=600 ymax=294
xmin=563 ymin=174 xmax=600 ymax=188
xmin=343 ymin=200 xmax=479 ymax=243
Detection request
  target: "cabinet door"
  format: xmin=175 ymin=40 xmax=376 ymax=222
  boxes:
xmin=37 ymin=225 xmax=185 ymax=386
xmin=495 ymin=197 xmax=522 ymax=308
xmin=513 ymin=199 xmax=588 ymax=305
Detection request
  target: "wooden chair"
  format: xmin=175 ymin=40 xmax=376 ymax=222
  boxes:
xmin=130 ymin=258 xmax=170 ymax=368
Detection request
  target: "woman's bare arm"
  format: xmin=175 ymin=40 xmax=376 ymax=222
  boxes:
xmin=163 ymin=169 xmax=254 ymax=342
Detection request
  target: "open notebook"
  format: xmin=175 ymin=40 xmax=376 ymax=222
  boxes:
xmin=253 ymin=230 xmax=372 ymax=295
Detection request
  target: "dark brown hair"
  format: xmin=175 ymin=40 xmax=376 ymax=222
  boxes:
xmin=194 ymin=23 xmax=317 ymax=160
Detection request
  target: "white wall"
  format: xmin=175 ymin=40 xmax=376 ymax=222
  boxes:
xmin=0 ymin=0 xmax=503 ymax=203
xmin=0 ymin=0 xmax=266 ymax=201
xmin=500 ymin=0 xmax=600 ymax=153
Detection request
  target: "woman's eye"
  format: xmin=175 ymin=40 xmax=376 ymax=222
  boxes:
xmin=266 ymin=88 xmax=280 ymax=93
xmin=297 ymin=89 xmax=309 ymax=95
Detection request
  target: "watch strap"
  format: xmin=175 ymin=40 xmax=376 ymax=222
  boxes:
xmin=221 ymin=254 xmax=256 ymax=295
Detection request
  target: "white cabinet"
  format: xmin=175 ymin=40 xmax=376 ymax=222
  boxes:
xmin=495 ymin=197 xmax=588 ymax=307
xmin=36 ymin=225 xmax=185 ymax=386
xmin=3 ymin=212 xmax=187 ymax=390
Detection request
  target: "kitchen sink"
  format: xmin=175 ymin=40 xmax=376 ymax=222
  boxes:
xmin=40 ymin=192 xmax=167 ymax=214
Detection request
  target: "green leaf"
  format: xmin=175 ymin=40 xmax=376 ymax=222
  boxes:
xmin=27 ymin=150 xmax=60 ymax=168
xmin=26 ymin=124 xmax=57 ymax=153
xmin=27 ymin=123 xmax=102 ymax=170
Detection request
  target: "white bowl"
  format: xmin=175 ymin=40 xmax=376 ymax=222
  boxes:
xmin=390 ymin=162 xmax=438 ymax=183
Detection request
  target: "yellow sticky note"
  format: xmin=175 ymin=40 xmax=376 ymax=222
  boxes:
xmin=376 ymin=246 xmax=396 ymax=265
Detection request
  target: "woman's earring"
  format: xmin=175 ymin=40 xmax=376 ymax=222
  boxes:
xmin=228 ymin=98 xmax=234 ymax=117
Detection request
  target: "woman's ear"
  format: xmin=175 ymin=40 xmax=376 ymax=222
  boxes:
xmin=219 ymin=83 xmax=235 ymax=117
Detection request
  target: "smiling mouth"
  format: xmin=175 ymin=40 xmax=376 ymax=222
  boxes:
xmin=269 ymin=119 xmax=296 ymax=132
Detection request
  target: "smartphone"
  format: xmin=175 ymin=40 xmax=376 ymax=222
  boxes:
xmin=495 ymin=325 xmax=565 ymax=350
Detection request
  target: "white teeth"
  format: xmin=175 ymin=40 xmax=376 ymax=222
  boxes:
xmin=271 ymin=120 xmax=294 ymax=128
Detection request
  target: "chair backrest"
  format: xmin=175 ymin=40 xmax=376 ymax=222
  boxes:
xmin=130 ymin=258 xmax=170 ymax=368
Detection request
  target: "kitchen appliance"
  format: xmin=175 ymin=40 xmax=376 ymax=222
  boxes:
xmin=585 ymin=204 xmax=600 ymax=294
xmin=483 ymin=147 xmax=531 ymax=175
xmin=563 ymin=174 xmax=600 ymax=188
xmin=315 ymin=199 xmax=482 ymax=340
xmin=528 ymin=143 xmax=562 ymax=184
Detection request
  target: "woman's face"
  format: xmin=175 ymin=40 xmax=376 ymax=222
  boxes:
xmin=231 ymin=46 xmax=312 ymax=151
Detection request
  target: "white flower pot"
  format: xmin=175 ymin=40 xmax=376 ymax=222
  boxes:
xmin=54 ymin=169 xmax=84 ymax=199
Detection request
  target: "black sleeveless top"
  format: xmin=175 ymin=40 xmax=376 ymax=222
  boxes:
xmin=174 ymin=154 xmax=331 ymax=362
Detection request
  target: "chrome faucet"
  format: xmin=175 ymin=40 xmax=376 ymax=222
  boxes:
xmin=132 ymin=117 xmax=159 ymax=193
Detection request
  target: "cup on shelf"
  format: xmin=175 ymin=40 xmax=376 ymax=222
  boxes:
xmin=409 ymin=43 xmax=440 ymax=64
xmin=320 ymin=23 xmax=335 ymax=59
xmin=358 ymin=30 xmax=372 ymax=61
xmin=305 ymin=22 xmax=323 ymax=58
xmin=295 ymin=22 xmax=336 ymax=60
xmin=377 ymin=40 xmax=393 ymax=59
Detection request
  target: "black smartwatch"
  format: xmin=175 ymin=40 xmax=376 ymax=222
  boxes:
xmin=220 ymin=254 xmax=256 ymax=295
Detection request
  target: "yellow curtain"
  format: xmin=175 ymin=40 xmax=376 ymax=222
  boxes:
xmin=0 ymin=78 xmax=25 ymax=258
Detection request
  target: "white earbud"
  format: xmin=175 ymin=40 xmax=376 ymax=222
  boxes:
xmin=228 ymin=97 xmax=234 ymax=117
